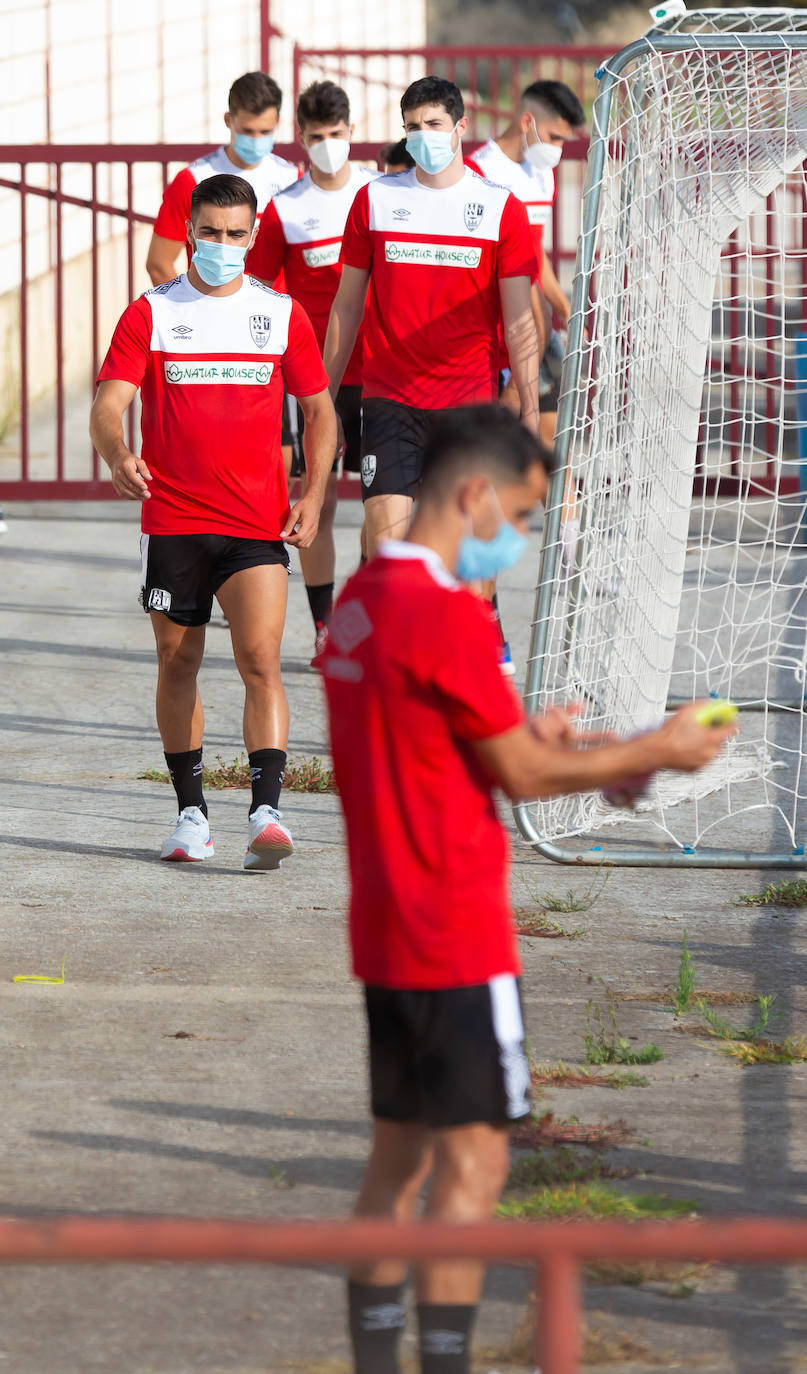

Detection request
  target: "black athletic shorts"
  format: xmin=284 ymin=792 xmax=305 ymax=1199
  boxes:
xmin=283 ymin=384 xmax=363 ymax=477
xmin=364 ymin=975 xmax=531 ymax=1128
xmin=140 ymin=532 xmax=289 ymax=627
xmin=358 ymin=398 xmax=445 ymax=502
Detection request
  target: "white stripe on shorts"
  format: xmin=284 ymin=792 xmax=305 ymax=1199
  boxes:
xmin=140 ymin=533 xmax=149 ymax=593
xmin=488 ymin=973 xmax=531 ymax=1120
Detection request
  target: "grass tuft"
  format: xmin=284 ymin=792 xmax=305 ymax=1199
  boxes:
xmin=698 ymin=993 xmax=777 ymax=1044
xmin=498 ymin=1181 xmax=696 ymax=1221
xmin=139 ymin=754 xmax=336 ymax=793
xmin=530 ymin=1059 xmax=649 ymax=1090
xmin=584 ymin=986 xmax=664 ymax=1067
xmin=529 ymin=866 xmax=610 ymax=915
xmin=514 ymin=909 xmax=586 ymax=939
xmin=672 ymin=929 xmax=696 ymax=1015
xmin=735 ymin=877 xmax=807 ymax=908
xmin=716 ymin=1036 xmax=807 ymax=1066
xmin=507 ymin=1146 xmax=608 ymax=1190
xmin=510 ymin=1111 xmax=633 ymax=1151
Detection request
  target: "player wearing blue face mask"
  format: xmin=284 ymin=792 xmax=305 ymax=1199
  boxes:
xmin=146 ymin=71 xmax=299 ymax=287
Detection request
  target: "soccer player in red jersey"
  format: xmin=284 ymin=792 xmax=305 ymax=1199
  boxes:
xmin=321 ymin=405 xmax=736 ymax=1374
xmin=323 ymin=76 xmax=542 ymax=559
xmin=91 ymin=174 xmax=336 ymax=868
xmin=247 ymin=80 xmax=377 ymax=657
xmin=466 ymin=81 xmax=586 ymax=449
xmin=146 ymin=72 xmax=298 ymax=287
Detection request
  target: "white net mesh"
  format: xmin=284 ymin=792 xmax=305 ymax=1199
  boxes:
xmin=523 ymin=9 xmax=807 ymax=859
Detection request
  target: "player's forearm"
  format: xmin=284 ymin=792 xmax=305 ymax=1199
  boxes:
xmin=302 ymin=407 xmax=338 ymax=501
xmin=505 ymin=309 xmax=541 ymax=432
xmin=508 ymin=732 xmax=669 ymax=803
xmin=323 ymin=296 xmax=364 ymax=396
xmin=540 ymin=256 xmax=567 ymax=315
xmin=90 ymin=403 xmax=131 ymax=468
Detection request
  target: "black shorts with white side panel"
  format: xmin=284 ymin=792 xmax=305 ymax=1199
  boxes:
xmin=140 ymin=533 xmax=289 ymax=627
xmin=286 ymin=384 xmax=363 ymax=478
xmin=365 ymin=975 xmax=531 ymax=1128
xmin=359 ymin=398 xmax=446 ymax=502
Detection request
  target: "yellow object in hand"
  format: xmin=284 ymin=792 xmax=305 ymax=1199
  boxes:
xmin=695 ymin=699 xmax=738 ymax=728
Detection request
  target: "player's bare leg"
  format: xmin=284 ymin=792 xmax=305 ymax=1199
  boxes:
xmin=348 ymin=1120 xmax=433 ymax=1373
xmin=150 ymin=614 xmax=211 ymax=860
xmin=217 ymin=562 xmax=294 ymax=869
xmin=363 ymin=493 xmax=413 ymax=559
xmin=416 ymin=1123 xmax=510 ymax=1302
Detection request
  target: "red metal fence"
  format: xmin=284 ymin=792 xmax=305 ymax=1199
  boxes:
xmin=0 ymin=1214 xmax=805 ymax=1373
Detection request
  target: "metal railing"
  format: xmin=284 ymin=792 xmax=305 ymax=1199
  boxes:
xmin=0 ymin=1214 xmax=805 ymax=1373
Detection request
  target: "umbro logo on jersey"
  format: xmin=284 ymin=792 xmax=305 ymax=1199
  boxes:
xmin=249 ymin=314 xmax=273 ymax=349
xmin=392 ymin=207 xmax=411 ymax=219
xmin=463 ymin=202 xmax=485 ymax=232
xmin=171 ymin=325 xmax=193 ymax=338
xmin=303 ymin=218 xmax=320 ymax=230
xmin=361 ymin=454 xmax=377 ymax=487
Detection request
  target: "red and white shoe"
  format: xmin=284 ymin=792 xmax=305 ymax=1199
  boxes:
xmin=244 ymin=805 xmax=294 ymax=871
xmin=160 ymin=806 xmax=214 ymax=862
xmin=310 ymin=621 xmax=329 ymax=670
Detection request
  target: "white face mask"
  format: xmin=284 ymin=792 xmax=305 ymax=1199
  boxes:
xmin=524 ymin=119 xmax=563 ymax=171
xmin=308 ymin=137 xmax=350 ymax=175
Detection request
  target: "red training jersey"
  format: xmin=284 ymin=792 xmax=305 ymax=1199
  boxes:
xmin=466 ymin=138 xmax=555 ymax=286
xmin=247 ymin=164 xmax=376 ymax=387
xmin=153 ymin=144 xmax=299 ymax=243
xmin=339 ymin=167 xmax=537 ymax=409
xmin=321 ymin=542 xmax=525 ymax=990
xmin=97 ymin=273 xmax=327 ymax=539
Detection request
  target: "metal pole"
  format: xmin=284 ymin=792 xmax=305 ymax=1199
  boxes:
xmin=538 ymin=1254 xmax=583 ymax=1374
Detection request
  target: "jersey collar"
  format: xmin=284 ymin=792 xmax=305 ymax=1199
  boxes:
xmin=378 ymin=539 xmax=457 ymax=589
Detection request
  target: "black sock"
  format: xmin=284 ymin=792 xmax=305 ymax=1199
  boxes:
xmin=248 ymin=748 xmax=286 ymax=814
xmin=164 ymin=748 xmax=207 ymax=818
xmin=417 ymin=1303 xmax=477 ymax=1374
xmin=306 ymin=582 xmax=334 ymax=630
xmin=348 ymin=1280 xmax=406 ymax=1374
xmin=489 ymin=592 xmax=506 ymax=648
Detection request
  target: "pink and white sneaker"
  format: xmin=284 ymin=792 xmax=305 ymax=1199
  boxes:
xmin=244 ymin=805 xmax=294 ymax=871
xmin=160 ymin=806 xmax=214 ymax=862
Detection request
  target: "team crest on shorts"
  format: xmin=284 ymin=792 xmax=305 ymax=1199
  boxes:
xmin=361 ymin=454 xmax=377 ymax=487
xmin=249 ymin=315 xmax=273 ymax=349
xmin=463 ymin=202 xmax=484 ymax=232
xmin=148 ymin=588 xmax=172 ymax=612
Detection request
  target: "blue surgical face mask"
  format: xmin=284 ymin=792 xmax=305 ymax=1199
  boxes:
xmin=456 ymin=490 xmax=529 ymax=582
xmin=405 ymin=121 xmax=460 ymax=175
xmin=232 ymin=131 xmax=275 ymax=163
xmin=190 ymin=232 xmax=249 ymax=287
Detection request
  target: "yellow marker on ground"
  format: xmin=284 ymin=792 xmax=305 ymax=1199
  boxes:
xmin=13 ymin=956 xmax=66 ymax=985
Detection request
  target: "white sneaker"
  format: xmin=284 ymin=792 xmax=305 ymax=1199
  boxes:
xmin=0 ymin=518 xmax=8 ymax=535
xmin=244 ymin=804 xmax=294 ymax=871
xmin=159 ymin=806 xmax=213 ymax=862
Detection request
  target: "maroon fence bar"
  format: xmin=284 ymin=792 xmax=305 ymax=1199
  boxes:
xmin=0 ymin=1215 xmax=805 ymax=1374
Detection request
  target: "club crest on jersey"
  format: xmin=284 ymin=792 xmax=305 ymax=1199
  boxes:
xmin=463 ymin=202 xmax=484 ymax=232
xmin=361 ymin=454 xmax=377 ymax=487
xmin=249 ymin=314 xmax=273 ymax=349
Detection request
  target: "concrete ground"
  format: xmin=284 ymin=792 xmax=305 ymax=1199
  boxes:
xmin=1 ymin=500 xmax=806 ymax=1374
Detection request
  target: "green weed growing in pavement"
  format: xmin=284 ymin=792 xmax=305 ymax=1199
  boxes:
xmin=515 ymin=910 xmax=586 ymax=939
xmin=584 ymin=982 xmax=664 ymax=1067
xmin=507 ymin=1146 xmax=606 ymax=1190
xmin=698 ymin=993 xmax=777 ymax=1043
xmin=734 ymin=877 xmax=807 ymax=909
xmin=139 ymin=754 xmax=336 ymax=793
xmin=498 ymin=1182 xmax=696 ymax=1222
xmin=531 ymin=866 xmax=611 ymax=915
xmin=672 ymin=929 xmax=696 ymax=1015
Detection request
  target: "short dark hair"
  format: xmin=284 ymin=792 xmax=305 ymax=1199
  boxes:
xmin=521 ymin=80 xmax=585 ymax=129
xmin=190 ymin=173 xmax=258 ymax=222
xmin=296 ymin=80 xmax=350 ymax=131
xmin=228 ymin=71 xmax=282 ymax=117
xmin=401 ymin=76 xmax=464 ymax=124
xmin=420 ymin=406 xmax=554 ymax=498
xmin=381 ymin=138 xmax=415 ymax=170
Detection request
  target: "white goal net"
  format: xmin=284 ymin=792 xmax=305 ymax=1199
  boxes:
xmin=517 ymin=7 xmax=807 ymax=865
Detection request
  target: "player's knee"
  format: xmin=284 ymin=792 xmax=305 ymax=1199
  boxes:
xmin=236 ymin=648 xmax=282 ymax=687
xmin=155 ymin=638 xmax=203 ymax=679
xmin=435 ymin=1132 xmax=510 ymax=1211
